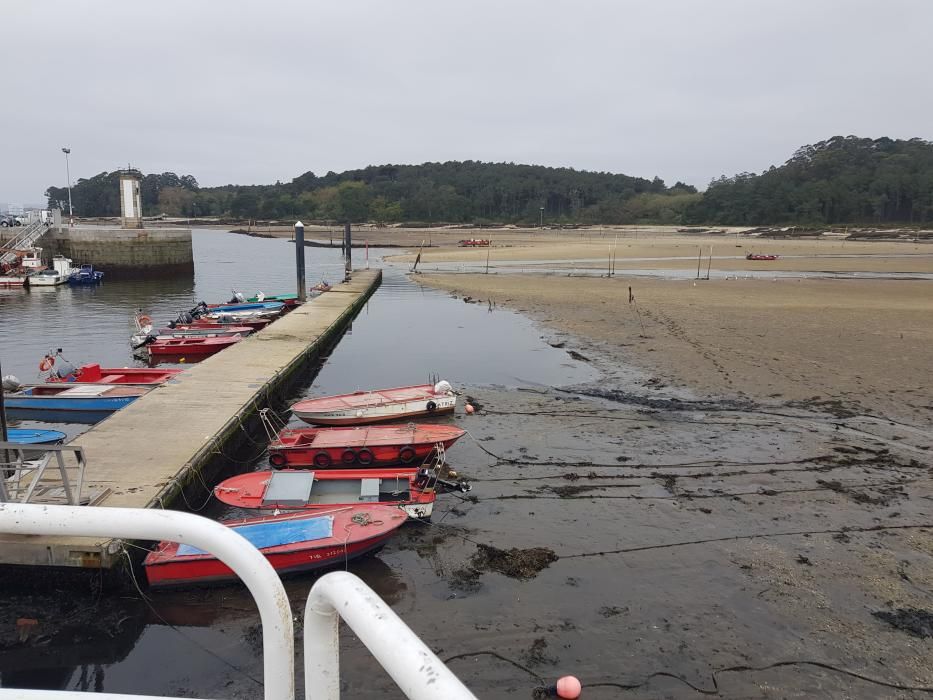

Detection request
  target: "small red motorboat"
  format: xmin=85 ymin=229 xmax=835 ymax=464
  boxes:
xmin=459 ymin=239 xmax=491 ymax=247
xmin=178 ymin=318 xmax=271 ymax=331
xmin=268 ymin=423 xmax=466 ymax=468
xmin=143 ymin=504 xmax=407 ymax=587
xmin=42 ymin=361 xmax=182 ymax=385
xmin=215 ymin=468 xmax=439 ymax=519
xmin=746 ymin=253 xmax=779 ymax=261
xmin=292 ymin=381 xmax=457 ymax=426
xmin=148 ymin=334 xmax=243 ymax=357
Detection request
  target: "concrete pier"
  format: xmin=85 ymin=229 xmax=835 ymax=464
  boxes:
xmin=44 ymin=226 xmax=194 ymax=278
xmin=0 ymin=270 xmax=381 ymax=571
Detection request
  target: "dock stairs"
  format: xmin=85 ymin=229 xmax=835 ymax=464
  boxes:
xmin=0 ymin=220 xmax=50 ymax=265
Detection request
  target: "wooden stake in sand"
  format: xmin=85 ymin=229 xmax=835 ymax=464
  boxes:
xmin=410 ymin=239 xmax=425 ymax=273
xmin=696 ymin=246 xmax=702 ymax=279
xmin=485 ymin=242 xmax=491 ymax=275
xmin=706 ymin=246 xmax=713 ymax=280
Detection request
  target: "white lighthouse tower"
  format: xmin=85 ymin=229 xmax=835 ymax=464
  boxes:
xmin=119 ymin=168 xmax=144 ymax=229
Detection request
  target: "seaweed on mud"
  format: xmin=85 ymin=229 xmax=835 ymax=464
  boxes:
xmin=872 ymin=608 xmax=933 ymax=638
xmin=816 ymin=479 xmax=903 ymax=506
xmin=567 ymin=386 xmax=756 ymax=412
xmin=567 ymin=350 xmax=590 ymax=362
xmin=465 ymin=395 xmax=484 ymax=411
xmin=599 ymin=606 xmax=628 ymax=618
xmin=471 ymin=544 xmax=558 ymax=580
xmin=523 ymin=637 xmax=557 ymax=666
xmin=541 ymin=484 xmax=604 ymax=498
xmin=788 ymin=397 xmax=860 ymax=418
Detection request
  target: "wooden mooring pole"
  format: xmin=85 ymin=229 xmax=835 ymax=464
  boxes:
xmin=294 ymin=221 xmax=307 ymax=302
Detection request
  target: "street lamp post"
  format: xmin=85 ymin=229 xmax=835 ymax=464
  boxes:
xmin=539 ymin=206 xmax=544 ymax=228
xmin=62 ymin=147 xmax=73 ymax=225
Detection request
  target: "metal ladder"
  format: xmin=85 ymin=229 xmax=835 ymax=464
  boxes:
xmin=0 ymin=220 xmax=50 ymax=264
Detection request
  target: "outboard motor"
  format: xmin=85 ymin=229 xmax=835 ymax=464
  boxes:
xmin=2 ymin=375 xmax=22 ymax=392
xmin=230 ymin=290 xmax=246 ymax=303
xmin=55 ymin=358 xmax=77 ymax=380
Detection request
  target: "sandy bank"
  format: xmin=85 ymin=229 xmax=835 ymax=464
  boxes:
xmin=416 ymin=273 xmax=933 ymax=426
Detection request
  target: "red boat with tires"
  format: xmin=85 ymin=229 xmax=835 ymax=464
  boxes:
xmin=144 ymin=504 xmax=407 ymax=587
xmin=267 ymin=423 xmax=466 ymax=468
xmin=214 ymin=468 xmax=440 ymax=519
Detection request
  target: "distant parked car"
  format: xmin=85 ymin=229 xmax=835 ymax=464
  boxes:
xmin=0 ymin=215 xmax=16 ymax=227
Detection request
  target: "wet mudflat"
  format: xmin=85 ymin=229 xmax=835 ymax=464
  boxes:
xmin=3 ymin=264 xmax=933 ymax=698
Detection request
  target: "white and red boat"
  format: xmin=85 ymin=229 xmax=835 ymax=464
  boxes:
xmin=143 ymin=505 xmax=407 ymax=587
xmin=215 ymin=468 xmax=440 ymax=519
xmin=148 ymin=334 xmax=243 ymax=357
xmin=746 ymin=253 xmax=779 ymax=261
xmin=268 ymin=423 xmax=465 ymax=468
xmin=0 ymin=249 xmax=45 ymax=287
xmin=292 ymin=381 xmax=457 ymax=426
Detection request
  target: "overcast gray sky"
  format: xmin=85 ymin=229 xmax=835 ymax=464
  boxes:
xmin=2 ymin=0 xmax=931 ymax=204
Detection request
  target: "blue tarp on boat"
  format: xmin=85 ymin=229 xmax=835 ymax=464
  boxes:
xmin=5 ymin=428 xmax=67 ymax=445
xmin=176 ymin=515 xmax=335 ymax=556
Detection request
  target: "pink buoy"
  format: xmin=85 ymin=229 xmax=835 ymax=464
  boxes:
xmin=556 ymin=675 xmax=582 ymax=699
xmin=465 ymin=403 xmax=475 ymax=414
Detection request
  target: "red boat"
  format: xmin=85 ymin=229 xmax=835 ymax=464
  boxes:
xmin=268 ymin=423 xmax=465 ymax=467
xmin=214 ymin=468 xmax=438 ymax=519
xmin=746 ymin=253 xmax=779 ymax=261
xmin=43 ymin=362 xmax=182 ymax=385
xmin=292 ymin=381 xmax=457 ymax=426
xmin=148 ymin=334 xmax=244 ymax=357
xmin=143 ymin=505 xmax=407 ymax=587
xmin=459 ymin=239 xmax=491 ymax=247
xmin=178 ymin=318 xmax=271 ymax=331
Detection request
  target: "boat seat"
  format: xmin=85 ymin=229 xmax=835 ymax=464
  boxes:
xmin=262 ymin=471 xmax=315 ymax=507
xmin=360 ymin=478 xmax=380 ymax=502
xmin=95 ymin=376 xmax=121 ymax=383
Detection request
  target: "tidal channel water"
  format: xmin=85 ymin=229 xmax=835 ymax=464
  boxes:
xmin=0 ymin=229 xmax=595 ymax=694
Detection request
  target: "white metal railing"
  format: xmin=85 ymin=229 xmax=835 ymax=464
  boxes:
xmin=0 ymin=503 xmax=477 ymax=700
xmin=0 ymin=443 xmax=88 ymax=505
xmin=0 ymin=221 xmax=49 ymax=264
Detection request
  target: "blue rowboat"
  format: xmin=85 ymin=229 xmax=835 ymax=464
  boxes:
xmin=5 ymin=428 xmax=67 ymax=445
xmin=3 ymin=384 xmax=150 ymax=420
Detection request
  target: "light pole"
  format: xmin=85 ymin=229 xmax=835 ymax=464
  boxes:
xmin=62 ymin=147 xmax=73 ymax=224
xmin=539 ymin=206 xmax=544 ymax=228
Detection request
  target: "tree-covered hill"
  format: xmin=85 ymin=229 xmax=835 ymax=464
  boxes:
xmin=686 ymin=136 xmax=933 ymax=225
xmin=45 ymin=138 xmax=933 ymax=226
xmin=45 ymin=161 xmax=699 ymax=225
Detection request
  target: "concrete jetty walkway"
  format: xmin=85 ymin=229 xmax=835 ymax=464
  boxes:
xmin=0 ymin=270 xmax=381 ymax=570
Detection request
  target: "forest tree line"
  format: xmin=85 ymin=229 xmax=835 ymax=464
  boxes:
xmin=44 ymin=137 xmax=933 ymax=226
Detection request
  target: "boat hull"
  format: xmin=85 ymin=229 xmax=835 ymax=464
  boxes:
xmin=4 ymin=395 xmax=141 ymax=413
xmin=148 ymin=336 xmax=242 ymax=356
xmin=28 ymin=273 xmax=66 ymax=286
xmin=294 ymin=400 xmax=456 ymax=426
xmin=143 ymin=506 xmax=407 ymax=587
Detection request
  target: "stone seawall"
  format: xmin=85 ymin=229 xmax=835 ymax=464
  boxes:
xmin=41 ymin=227 xmax=194 ymax=279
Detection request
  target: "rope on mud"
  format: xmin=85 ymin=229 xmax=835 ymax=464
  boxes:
xmin=588 ymin=659 xmax=933 ymax=694
xmin=120 ymin=548 xmax=264 ymax=688
xmin=443 ymin=650 xmax=544 ymax=684
xmin=561 ymin=522 xmax=933 ymax=559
